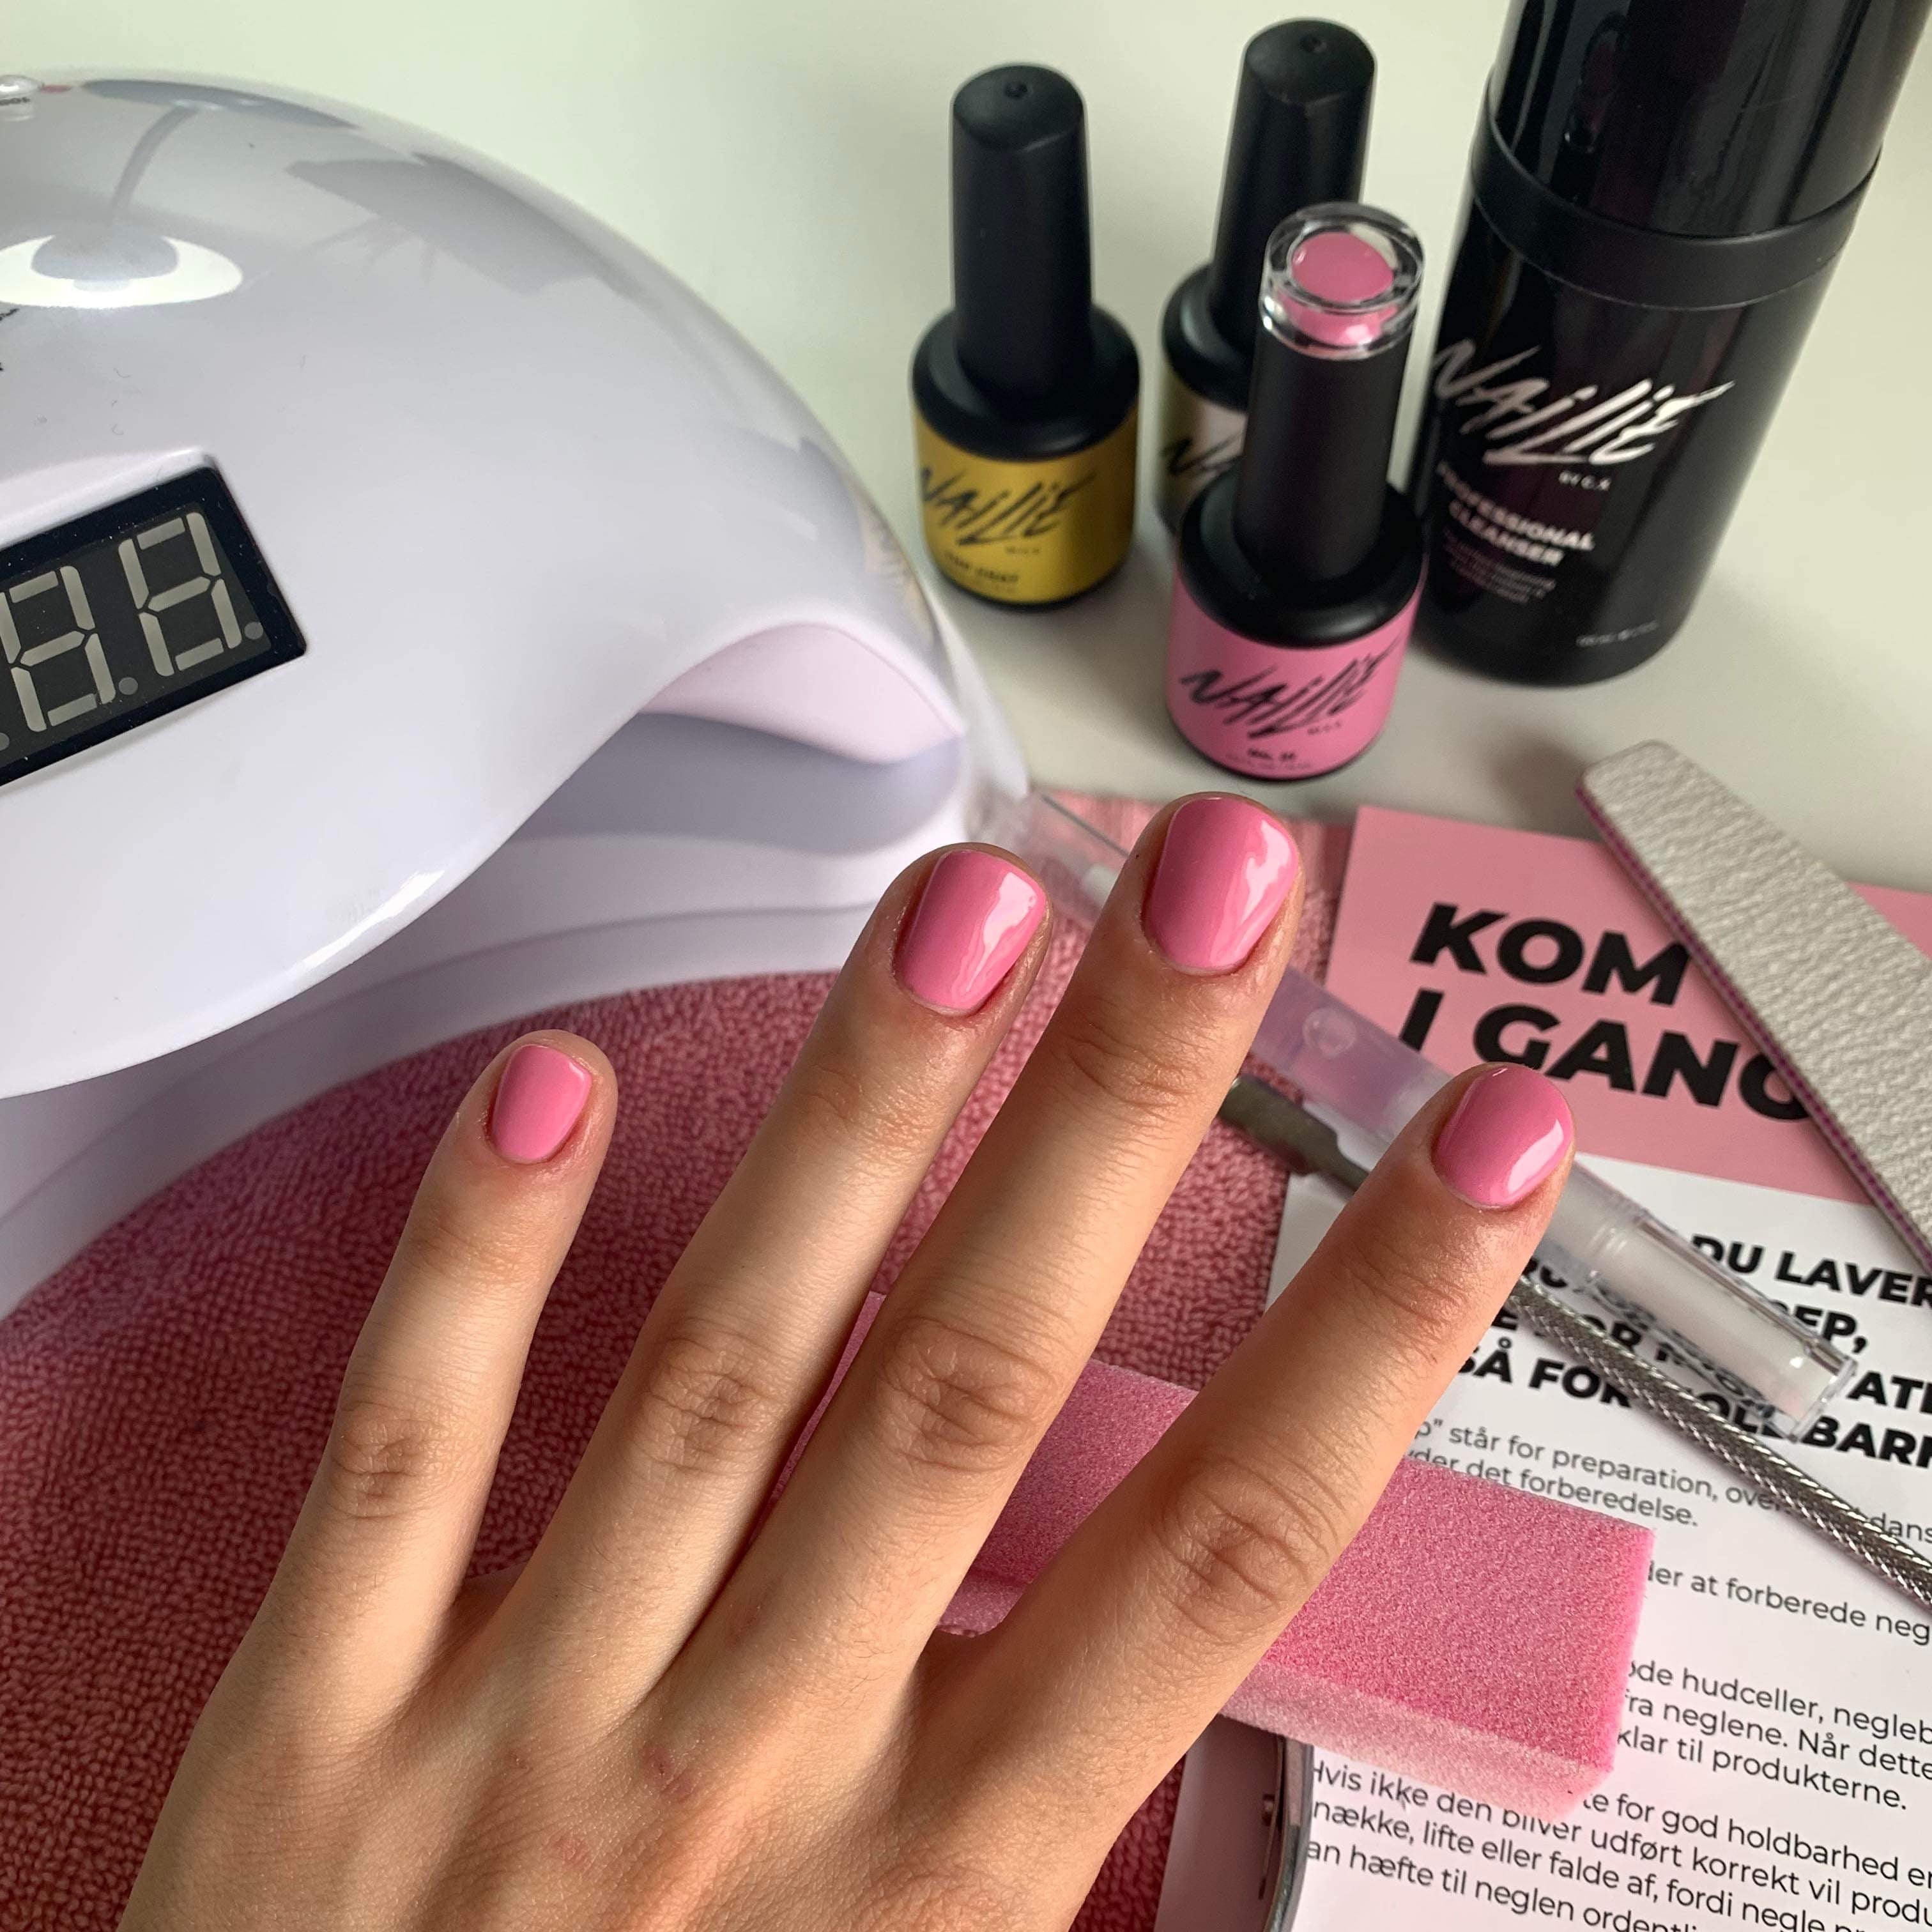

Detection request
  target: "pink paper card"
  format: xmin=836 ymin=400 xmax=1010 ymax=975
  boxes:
xmin=1326 ymin=806 xmax=1932 ymax=1203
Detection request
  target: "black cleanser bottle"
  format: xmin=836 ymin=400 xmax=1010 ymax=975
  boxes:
xmin=1409 ymin=0 xmax=1930 ymax=685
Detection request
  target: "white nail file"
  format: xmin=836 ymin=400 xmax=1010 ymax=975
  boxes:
xmin=1579 ymin=741 xmax=1932 ymax=1277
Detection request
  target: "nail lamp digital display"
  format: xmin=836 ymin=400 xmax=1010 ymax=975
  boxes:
xmin=0 ymin=471 xmax=302 ymax=783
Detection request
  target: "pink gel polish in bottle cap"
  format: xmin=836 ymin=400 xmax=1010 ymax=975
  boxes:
xmin=1167 ymin=203 xmax=1423 ymax=781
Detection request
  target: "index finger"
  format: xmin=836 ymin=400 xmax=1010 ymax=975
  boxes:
xmin=947 ymin=1062 xmax=1574 ymax=1824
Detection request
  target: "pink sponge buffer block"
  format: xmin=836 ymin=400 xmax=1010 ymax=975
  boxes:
xmin=937 ymin=1348 xmax=1652 ymax=1817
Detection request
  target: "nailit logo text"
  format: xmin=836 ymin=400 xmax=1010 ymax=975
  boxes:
xmin=918 ymin=468 xmax=1092 ymax=547
xmin=1158 ymin=434 xmax=1240 ymax=487
xmin=1433 ymin=340 xmax=1733 ymax=469
xmin=1174 ymin=646 xmax=1399 ymax=741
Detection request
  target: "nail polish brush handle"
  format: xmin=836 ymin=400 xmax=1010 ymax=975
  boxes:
xmin=1252 ymin=967 xmax=1850 ymax=1433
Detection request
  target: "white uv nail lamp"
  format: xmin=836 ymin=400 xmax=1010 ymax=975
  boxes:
xmin=0 ymin=72 xmax=1027 ymax=1306
xmin=0 ymin=76 xmax=1306 ymax=1925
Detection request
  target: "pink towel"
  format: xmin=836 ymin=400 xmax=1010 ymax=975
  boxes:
xmin=0 ymin=797 xmax=1350 ymax=1930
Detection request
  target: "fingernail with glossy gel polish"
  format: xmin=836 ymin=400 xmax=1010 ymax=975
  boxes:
xmin=491 ymin=1043 xmax=594 ymax=1164
xmin=897 ymin=849 xmax=1047 ymax=1015
xmin=1144 ymin=796 xmax=1298 ymax=973
xmin=1434 ymin=1065 xmax=1574 ymax=1209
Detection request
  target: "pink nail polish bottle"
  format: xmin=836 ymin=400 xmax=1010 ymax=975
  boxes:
xmin=1166 ymin=204 xmax=1423 ymax=781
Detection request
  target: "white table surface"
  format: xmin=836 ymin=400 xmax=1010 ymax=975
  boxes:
xmin=14 ymin=0 xmax=1932 ymax=888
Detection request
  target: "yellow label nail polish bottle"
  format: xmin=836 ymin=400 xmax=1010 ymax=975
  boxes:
xmin=910 ymin=65 xmax=1138 ymax=609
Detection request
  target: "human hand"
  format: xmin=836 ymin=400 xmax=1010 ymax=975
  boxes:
xmin=120 ymin=795 xmax=1573 ymax=1931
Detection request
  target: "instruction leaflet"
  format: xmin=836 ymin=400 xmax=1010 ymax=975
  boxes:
xmin=1280 ymin=807 xmax=1932 ymax=1932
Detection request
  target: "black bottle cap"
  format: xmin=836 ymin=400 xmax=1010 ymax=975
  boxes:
xmin=1205 ymin=21 xmax=1375 ymax=356
xmin=1489 ymin=0 xmax=1931 ymax=238
xmin=950 ymin=65 xmax=1094 ymax=406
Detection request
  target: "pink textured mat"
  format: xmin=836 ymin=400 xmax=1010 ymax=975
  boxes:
xmin=0 ymin=799 xmax=1620 ymax=1929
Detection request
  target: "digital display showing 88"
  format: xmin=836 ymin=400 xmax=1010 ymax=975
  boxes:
xmin=0 ymin=470 xmax=305 ymax=788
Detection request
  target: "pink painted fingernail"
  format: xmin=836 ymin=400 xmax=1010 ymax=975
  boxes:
xmin=1434 ymin=1065 xmax=1574 ymax=1208
xmin=490 ymin=1043 xmax=594 ymax=1163
xmin=896 ymin=849 xmax=1047 ymax=1015
xmin=1143 ymin=796 xmax=1298 ymax=973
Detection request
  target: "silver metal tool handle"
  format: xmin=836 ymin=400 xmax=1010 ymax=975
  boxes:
xmin=1506 ymin=1277 xmax=1932 ymax=1613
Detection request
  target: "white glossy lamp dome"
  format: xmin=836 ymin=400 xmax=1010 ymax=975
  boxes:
xmin=0 ymin=73 xmax=1022 ymax=1296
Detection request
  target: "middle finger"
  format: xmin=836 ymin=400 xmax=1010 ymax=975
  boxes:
xmin=686 ymin=795 xmax=1301 ymax=1714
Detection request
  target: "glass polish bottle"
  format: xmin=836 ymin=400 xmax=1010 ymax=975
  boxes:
xmin=1166 ymin=206 xmax=1423 ymax=780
